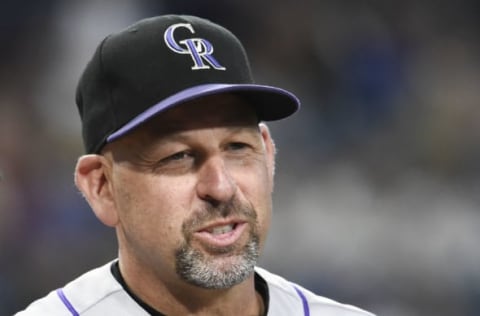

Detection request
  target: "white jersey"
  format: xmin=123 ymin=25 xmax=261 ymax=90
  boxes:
xmin=16 ymin=261 xmax=374 ymax=316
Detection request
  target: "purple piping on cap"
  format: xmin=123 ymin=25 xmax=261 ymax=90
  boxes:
xmin=106 ymin=83 xmax=299 ymax=143
xmin=56 ymin=288 xmax=80 ymax=316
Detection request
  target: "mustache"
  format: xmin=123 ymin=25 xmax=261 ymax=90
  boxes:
xmin=182 ymin=198 xmax=257 ymax=235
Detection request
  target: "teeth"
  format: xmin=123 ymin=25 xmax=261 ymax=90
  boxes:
xmin=209 ymin=224 xmax=234 ymax=235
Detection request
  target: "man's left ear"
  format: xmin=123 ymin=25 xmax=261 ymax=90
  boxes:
xmin=259 ymin=123 xmax=276 ymax=179
xmin=74 ymin=154 xmax=119 ymax=227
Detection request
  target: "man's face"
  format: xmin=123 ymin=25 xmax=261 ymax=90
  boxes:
xmin=104 ymin=94 xmax=275 ymax=289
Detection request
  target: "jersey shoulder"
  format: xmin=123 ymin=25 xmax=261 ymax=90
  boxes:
xmin=255 ymin=267 xmax=375 ymax=316
xmin=15 ymin=261 xmax=146 ymax=316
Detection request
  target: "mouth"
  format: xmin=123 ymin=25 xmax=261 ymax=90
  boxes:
xmin=207 ymin=223 xmax=236 ymax=235
xmin=193 ymin=220 xmax=248 ymax=249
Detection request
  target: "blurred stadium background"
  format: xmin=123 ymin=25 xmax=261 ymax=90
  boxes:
xmin=1 ymin=1 xmax=480 ymax=315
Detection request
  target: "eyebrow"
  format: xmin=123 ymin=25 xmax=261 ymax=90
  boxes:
xmin=111 ymin=121 xmax=260 ymax=164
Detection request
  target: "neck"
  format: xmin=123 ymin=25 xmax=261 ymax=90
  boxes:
xmin=118 ymin=256 xmax=263 ymax=316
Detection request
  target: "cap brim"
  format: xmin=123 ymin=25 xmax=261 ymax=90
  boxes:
xmin=106 ymin=83 xmax=300 ymax=143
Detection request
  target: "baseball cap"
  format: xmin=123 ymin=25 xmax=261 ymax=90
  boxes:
xmin=76 ymin=14 xmax=300 ymax=154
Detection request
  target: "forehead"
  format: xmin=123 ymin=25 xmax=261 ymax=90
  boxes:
xmin=105 ymin=94 xmax=259 ymax=154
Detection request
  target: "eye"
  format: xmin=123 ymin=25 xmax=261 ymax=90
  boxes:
xmin=162 ymin=151 xmax=192 ymax=162
xmin=226 ymin=142 xmax=249 ymax=151
xmin=152 ymin=150 xmax=195 ymax=173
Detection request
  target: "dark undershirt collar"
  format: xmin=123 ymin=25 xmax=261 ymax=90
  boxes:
xmin=110 ymin=261 xmax=269 ymax=316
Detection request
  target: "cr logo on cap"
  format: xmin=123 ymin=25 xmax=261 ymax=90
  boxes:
xmin=164 ymin=23 xmax=226 ymax=71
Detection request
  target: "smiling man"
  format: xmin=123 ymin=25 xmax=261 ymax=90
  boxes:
xmin=17 ymin=15 xmax=375 ymax=316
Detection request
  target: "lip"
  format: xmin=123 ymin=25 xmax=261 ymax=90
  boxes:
xmin=193 ymin=220 xmax=248 ymax=248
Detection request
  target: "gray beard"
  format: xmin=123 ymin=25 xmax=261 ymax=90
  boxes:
xmin=175 ymin=233 xmax=260 ymax=289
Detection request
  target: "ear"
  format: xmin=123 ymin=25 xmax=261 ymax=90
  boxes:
xmin=259 ymin=123 xmax=276 ymax=185
xmin=74 ymin=155 xmax=119 ymax=227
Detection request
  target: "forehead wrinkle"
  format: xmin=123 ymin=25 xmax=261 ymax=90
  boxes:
xmin=146 ymin=122 xmax=259 ymax=143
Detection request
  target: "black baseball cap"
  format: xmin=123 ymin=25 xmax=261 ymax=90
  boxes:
xmin=76 ymin=14 xmax=300 ymax=154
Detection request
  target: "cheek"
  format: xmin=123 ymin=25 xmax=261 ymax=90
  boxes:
xmin=113 ymin=171 xmax=194 ymax=250
xmin=258 ymin=189 xmax=273 ymax=244
xmin=235 ymin=165 xmax=273 ymax=240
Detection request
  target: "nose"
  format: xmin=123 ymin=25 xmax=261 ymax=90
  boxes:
xmin=196 ymin=156 xmax=237 ymax=205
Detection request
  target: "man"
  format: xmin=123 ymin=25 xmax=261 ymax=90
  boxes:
xmin=17 ymin=15 xmax=375 ymax=315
